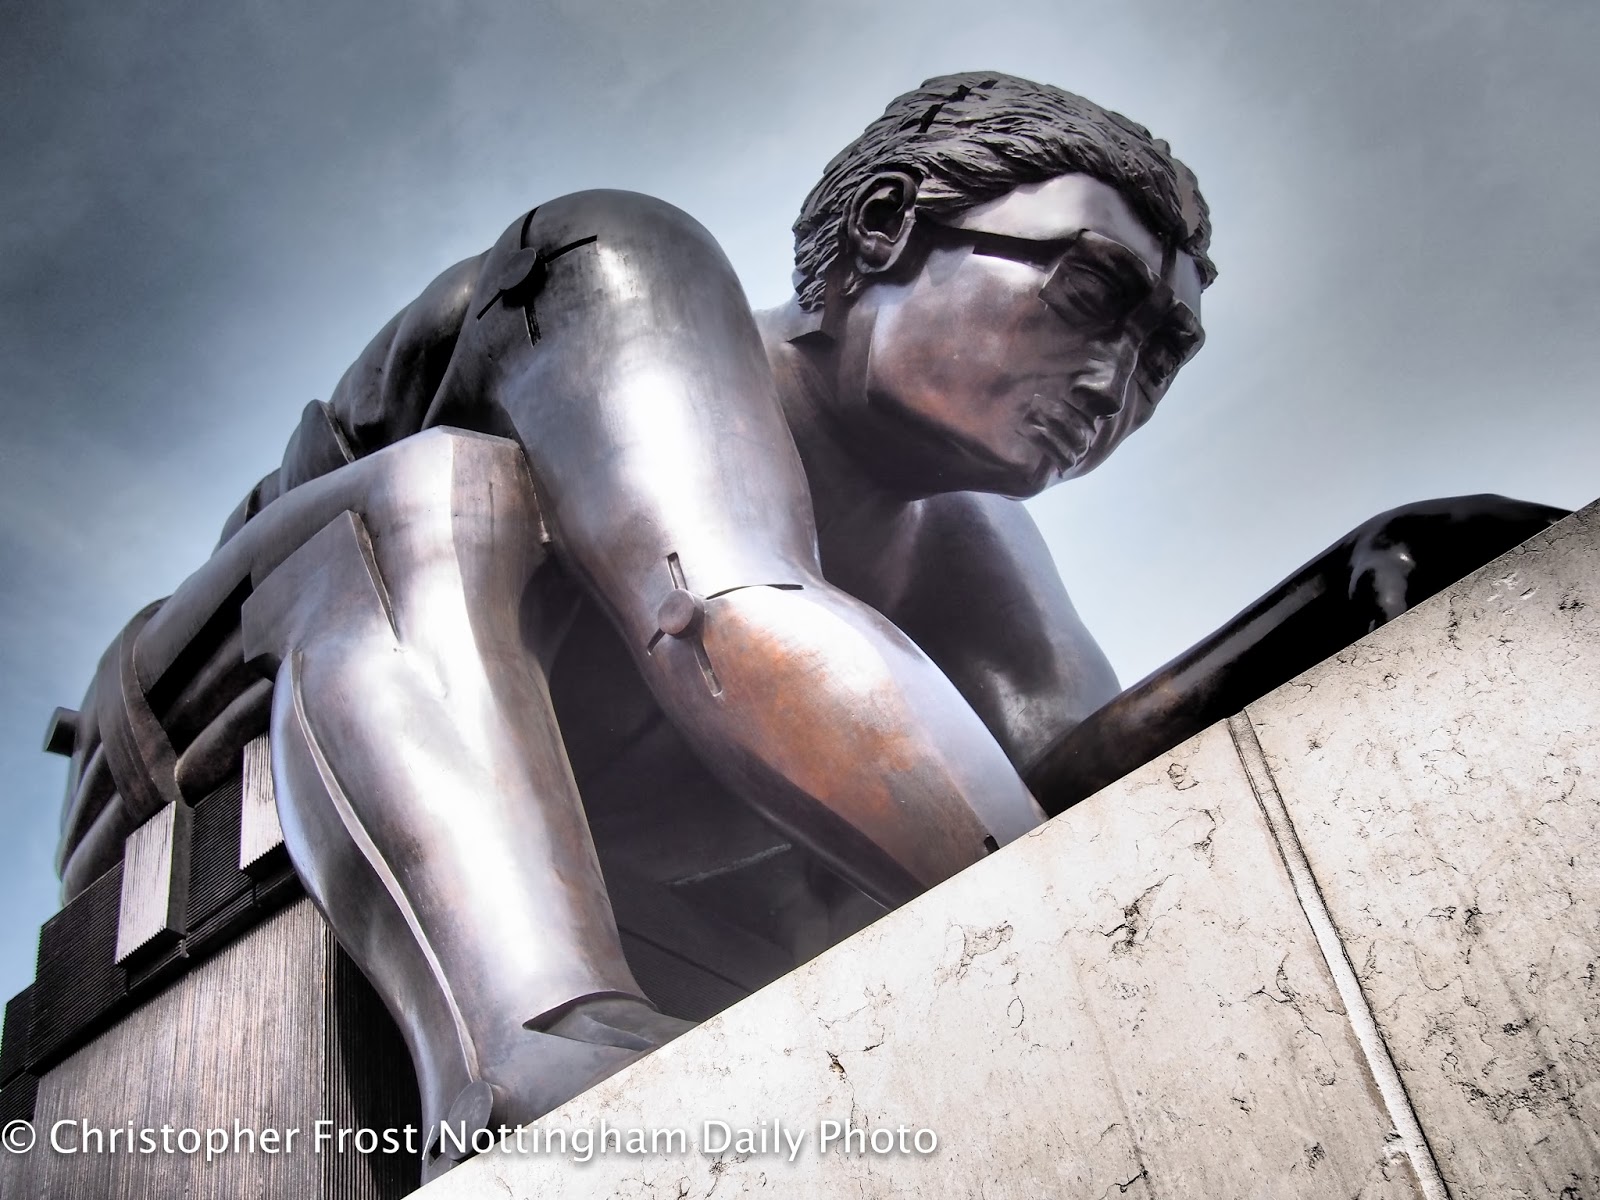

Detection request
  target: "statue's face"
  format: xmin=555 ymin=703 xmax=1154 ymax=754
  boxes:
xmin=839 ymin=173 xmax=1205 ymax=497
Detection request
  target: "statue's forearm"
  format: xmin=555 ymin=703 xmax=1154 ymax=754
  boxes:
xmin=638 ymin=578 xmax=1042 ymax=908
xmin=1026 ymin=493 xmax=1571 ymax=815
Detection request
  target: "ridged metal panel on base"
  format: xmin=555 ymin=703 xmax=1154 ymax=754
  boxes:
xmin=0 ymin=898 xmax=419 ymax=1199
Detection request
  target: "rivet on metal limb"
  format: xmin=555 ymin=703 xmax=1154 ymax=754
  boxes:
xmin=474 ymin=234 xmax=599 ymax=345
xmin=657 ymin=588 xmax=705 ymax=638
xmin=649 ymin=553 xmax=721 ymax=696
xmin=475 ymin=247 xmax=546 ymax=321
xmin=437 ymin=1079 xmax=496 ymax=1163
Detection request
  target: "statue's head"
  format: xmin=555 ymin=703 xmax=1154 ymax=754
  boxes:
xmin=793 ymin=72 xmax=1216 ymax=497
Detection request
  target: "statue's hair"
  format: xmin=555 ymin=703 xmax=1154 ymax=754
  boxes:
xmin=792 ymin=72 xmax=1216 ymax=311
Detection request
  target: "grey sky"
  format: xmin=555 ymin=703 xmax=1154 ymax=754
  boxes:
xmin=1 ymin=0 xmax=1596 ymax=1009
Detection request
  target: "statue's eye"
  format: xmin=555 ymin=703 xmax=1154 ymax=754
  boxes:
xmin=1040 ymin=264 xmax=1140 ymax=329
xmin=1139 ymin=320 xmax=1202 ymax=388
xmin=1140 ymin=334 xmax=1181 ymax=388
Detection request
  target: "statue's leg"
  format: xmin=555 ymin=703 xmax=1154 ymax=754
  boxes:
xmin=228 ymin=429 xmax=683 ymax=1176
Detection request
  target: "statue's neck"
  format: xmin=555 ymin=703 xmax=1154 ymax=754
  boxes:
xmin=755 ymin=300 xmax=912 ymax=544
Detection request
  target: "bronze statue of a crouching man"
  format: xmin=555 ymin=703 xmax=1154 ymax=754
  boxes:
xmin=58 ymin=72 xmax=1305 ymax=1182
xmin=60 ymin=72 xmax=1207 ymax=1175
xmin=58 ymin=70 xmax=1566 ymax=1181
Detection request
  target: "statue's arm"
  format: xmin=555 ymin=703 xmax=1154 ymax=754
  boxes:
xmin=427 ymin=190 xmax=1042 ymax=908
xmin=1026 ymin=493 xmax=1569 ymax=814
xmin=853 ymin=490 xmax=1122 ymax=774
xmin=877 ymin=492 xmax=1566 ymax=818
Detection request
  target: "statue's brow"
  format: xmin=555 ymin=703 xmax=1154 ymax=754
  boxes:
xmin=1067 ymin=236 xmax=1161 ymax=294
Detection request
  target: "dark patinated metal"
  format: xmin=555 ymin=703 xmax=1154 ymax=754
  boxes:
xmin=42 ymin=708 xmax=79 ymax=758
xmin=40 ymin=71 xmax=1555 ymax=1183
xmin=1025 ymin=494 xmax=1570 ymax=815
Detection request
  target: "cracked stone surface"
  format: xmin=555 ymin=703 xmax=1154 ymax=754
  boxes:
xmin=421 ymin=723 xmax=1414 ymax=1199
xmin=1246 ymin=501 xmax=1600 ymax=1198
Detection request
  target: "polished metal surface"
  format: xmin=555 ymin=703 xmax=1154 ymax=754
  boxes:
xmin=42 ymin=70 xmax=1552 ymax=1184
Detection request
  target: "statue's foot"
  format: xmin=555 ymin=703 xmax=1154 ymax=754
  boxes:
xmin=543 ymin=994 xmax=696 ymax=1051
xmin=421 ymin=997 xmax=695 ymax=1182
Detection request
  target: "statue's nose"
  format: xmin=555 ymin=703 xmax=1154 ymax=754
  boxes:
xmin=1071 ymin=339 xmax=1139 ymax=420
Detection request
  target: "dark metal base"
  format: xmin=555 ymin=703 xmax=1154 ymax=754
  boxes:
xmin=0 ymin=897 xmax=419 ymax=1198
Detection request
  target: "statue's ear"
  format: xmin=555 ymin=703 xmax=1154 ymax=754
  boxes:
xmin=844 ymin=171 xmax=920 ymax=280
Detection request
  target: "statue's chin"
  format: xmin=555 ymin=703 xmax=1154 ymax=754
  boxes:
xmin=880 ymin=445 xmax=1060 ymax=501
xmin=846 ymin=389 xmax=1068 ymax=499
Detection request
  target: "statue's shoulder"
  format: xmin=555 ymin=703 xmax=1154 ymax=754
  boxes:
xmin=517 ymin=190 xmax=722 ymax=246
xmin=468 ymin=191 xmax=731 ymax=306
xmin=418 ymin=189 xmax=748 ymax=438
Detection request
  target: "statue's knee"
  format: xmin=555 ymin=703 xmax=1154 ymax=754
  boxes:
xmin=372 ymin=426 xmax=535 ymax=509
xmin=359 ymin=428 xmax=544 ymax=564
xmin=241 ymin=432 xmax=544 ymax=671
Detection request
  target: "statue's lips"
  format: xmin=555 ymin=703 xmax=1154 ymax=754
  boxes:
xmin=1025 ymin=382 xmax=1123 ymax=470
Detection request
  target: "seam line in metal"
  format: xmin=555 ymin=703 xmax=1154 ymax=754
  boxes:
xmin=1226 ymin=712 xmax=1451 ymax=1200
xmin=289 ymin=656 xmax=479 ymax=1078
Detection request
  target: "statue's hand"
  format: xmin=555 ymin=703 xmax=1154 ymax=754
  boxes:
xmin=1028 ymin=492 xmax=1569 ymax=815
xmin=1344 ymin=494 xmax=1569 ymax=633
